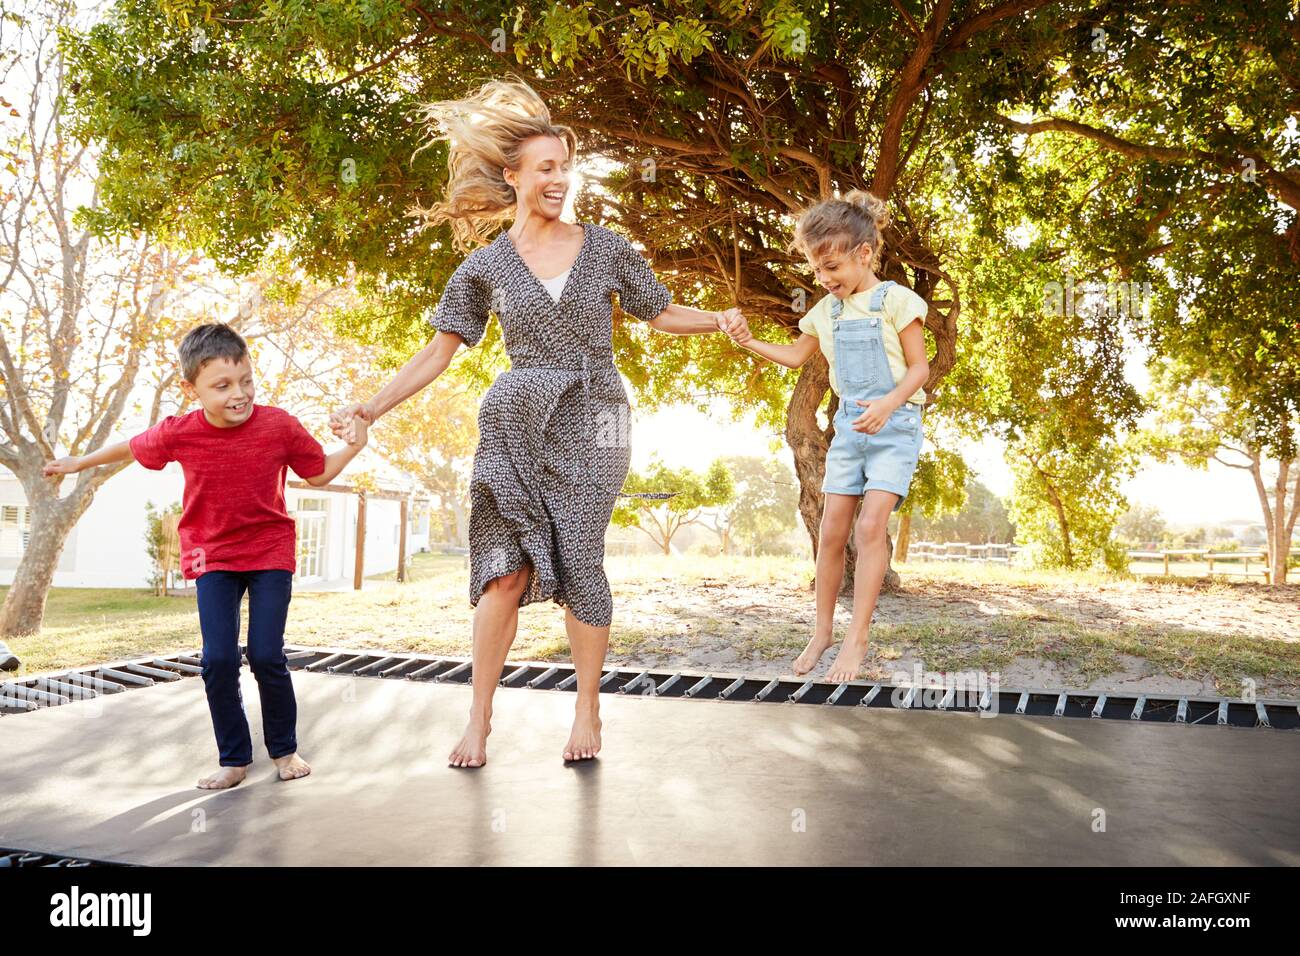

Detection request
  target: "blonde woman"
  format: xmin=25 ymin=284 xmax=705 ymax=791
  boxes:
xmin=331 ymin=78 xmax=742 ymax=768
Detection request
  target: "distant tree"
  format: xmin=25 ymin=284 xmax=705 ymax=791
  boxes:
xmin=612 ymin=458 xmax=733 ymax=555
xmin=1115 ymin=503 xmax=1166 ymax=549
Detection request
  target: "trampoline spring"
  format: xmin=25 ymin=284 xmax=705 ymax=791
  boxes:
xmin=527 ymin=666 xmax=560 ymax=689
xmin=556 ymin=671 xmax=579 ymax=690
xmin=355 ymin=656 xmax=401 ymax=676
xmin=38 ymin=678 xmax=97 ymax=702
xmin=177 ymin=655 xmax=204 ymax=667
xmin=1091 ymin=695 xmax=1107 ymax=718
xmin=937 ymin=687 xmax=955 ymax=710
xmin=285 ymin=651 xmax=318 ymax=663
xmin=435 ymin=661 xmax=473 ymax=683
xmin=326 ymin=655 xmax=370 ymax=674
xmin=407 ymin=660 xmax=447 ymax=680
xmin=684 ymin=676 xmax=714 ymax=698
xmin=154 ymin=657 xmax=202 ymax=675
xmin=859 ymin=684 xmax=883 ymax=707
xmin=897 ymin=686 xmax=918 ymax=710
xmin=825 ymin=683 xmax=850 ymax=706
xmin=1130 ymin=696 xmax=1146 ymax=720
xmin=0 ymin=695 xmax=38 ymax=712
xmin=718 ymin=677 xmax=746 ymax=700
xmin=1176 ymin=698 xmax=1189 ymax=724
xmin=306 ymin=653 xmax=350 ymax=672
xmin=654 ymin=673 xmax=684 ymax=695
xmin=500 ymin=665 xmax=532 ymax=687
xmin=1015 ymin=692 xmax=1029 ymax=715
xmin=618 ymin=671 xmax=652 ymax=694
xmin=1053 ymin=693 xmax=1067 ymax=717
xmin=788 ymin=679 xmax=816 ymax=703
xmin=96 ymin=667 xmax=153 ymax=687
xmin=1217 ymin=701 xmax=1229 ymax=725
xmin=598 ymin=670 xmax=620 ymax=689
xmin=1254 ymin=702 xmax=1270 ymax=729
xmin=978 ymin=688 xmax=992 ymax=712
xmin=124 ymin=662 xmax=182 ymax=682
xmin=9 ymin=685 xmax=68 ymax=707
xmin=753 ymin=678 xmax=782 ymax=702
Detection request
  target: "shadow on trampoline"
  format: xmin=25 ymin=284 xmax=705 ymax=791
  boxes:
xmin=1 ymin=648 xmax=1297 ymax=866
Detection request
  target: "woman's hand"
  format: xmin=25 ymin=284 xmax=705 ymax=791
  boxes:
xmin=42 ymin=456 xmax=82 ymax=478
xmin=717 ymin=307 xmax=752 ymax=345
xmin=330 ymin=401 xmax=375 ymax=445
xmin=851 ymin=399 xmax=892 ymax=434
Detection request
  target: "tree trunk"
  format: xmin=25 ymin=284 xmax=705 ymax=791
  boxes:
xmin=0 ymin=493 xmax=80 ymax=638
xmin=783 ymin=357 xmax=901 ymax=595
xmin=896 ymin=512 xmax=913 ymax=562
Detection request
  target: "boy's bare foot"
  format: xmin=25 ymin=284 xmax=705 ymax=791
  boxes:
xmin=826 ymin=636 xmax=870 ymax=683
xmin=563 ymin=706 xmax=601 ymax=762
xmin=197 ymin=766 xmax=248 ymax=790
xmin=273 ymin=752 xmax=311 ymax=781
xmin=792 ymin=631 xmax=835 ymax=676
xmin=449 ymin=715 xmax=490 ymax=768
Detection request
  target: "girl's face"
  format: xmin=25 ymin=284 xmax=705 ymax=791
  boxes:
xmin=505 ymin=135 xmax=572 ymax=221
xmin=808 ymin=240 xmax=874 ymax=298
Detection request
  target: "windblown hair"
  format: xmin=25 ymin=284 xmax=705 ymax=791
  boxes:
xmin=408 ymin=76 xmax=579 ymax=253
xmin=789 ymin=189 xmax=892 ymax=267
xmin=178 ymin=322 xmax=249 ymax=383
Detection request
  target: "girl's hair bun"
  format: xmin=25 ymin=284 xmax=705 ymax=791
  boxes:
xmin=841 ymin=189 xmax=890 ymax=232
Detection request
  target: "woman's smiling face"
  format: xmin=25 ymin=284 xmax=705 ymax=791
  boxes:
xmin=506 ymin=134 xmax=572 ymax=220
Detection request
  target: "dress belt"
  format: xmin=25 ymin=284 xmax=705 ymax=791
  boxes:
xmin=509 ymin=355 xmax=619 ymax=470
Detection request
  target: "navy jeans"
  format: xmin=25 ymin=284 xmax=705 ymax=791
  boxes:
xmin=194 ymin=569 xmax=298 ymax=767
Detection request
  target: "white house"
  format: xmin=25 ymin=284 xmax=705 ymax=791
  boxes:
xmin=0 ymin=443 xmax=431 ymax=592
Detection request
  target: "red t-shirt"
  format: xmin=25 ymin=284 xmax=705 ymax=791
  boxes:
xmin=129 ymin=404 xmax=326 ymax=579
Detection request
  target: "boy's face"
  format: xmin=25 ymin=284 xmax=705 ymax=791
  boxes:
xmin=808 ymin=241 xmax=873 ymax=298
xmin=181 ymin=354 xmax=255 ymax=427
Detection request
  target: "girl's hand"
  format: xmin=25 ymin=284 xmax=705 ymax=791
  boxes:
xmin=43 ymin=456 xmax=81 ymax=477
xmin=851 ymin=399 xmax=892 ymax=434
xmin=718 ymin=307 xmax=752 ymax=345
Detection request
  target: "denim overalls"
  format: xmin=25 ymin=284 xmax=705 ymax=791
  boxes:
xmin=821 ymin=280 xmax=924 ymax=509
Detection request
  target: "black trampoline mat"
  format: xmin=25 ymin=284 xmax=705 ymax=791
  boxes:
xmin=1 ymin=670 xmax=1297 ymax=866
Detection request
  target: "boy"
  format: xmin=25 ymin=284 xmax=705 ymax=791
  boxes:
xmin=43 ymin=322 xmax=368 ymax=789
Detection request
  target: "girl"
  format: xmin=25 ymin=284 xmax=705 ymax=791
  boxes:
xmin=726 ymin=191 xmax=929 ymax=682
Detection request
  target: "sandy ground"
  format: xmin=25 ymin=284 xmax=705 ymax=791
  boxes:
xmin=605 ymin=566 xmax=1300 ymax=700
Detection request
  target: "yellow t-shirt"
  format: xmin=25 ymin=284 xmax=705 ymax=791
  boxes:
xmin=797 ymin=282 xmax=928 ymax=404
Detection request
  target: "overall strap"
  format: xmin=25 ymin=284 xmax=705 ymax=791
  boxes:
xmin=829 ymin=296 xmax=843 ymax=319
xmin=867 ymin=279 xmax=896 ymax=312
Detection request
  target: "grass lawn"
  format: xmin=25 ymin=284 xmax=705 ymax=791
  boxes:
xmin=4 ymin=552 xmax=1298 ymax=699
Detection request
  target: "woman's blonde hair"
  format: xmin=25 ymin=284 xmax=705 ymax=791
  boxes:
xmin=789 ymin=189 xmax=891 ymax=267
xmin=408 ymin=76 xmax=578 ymax=252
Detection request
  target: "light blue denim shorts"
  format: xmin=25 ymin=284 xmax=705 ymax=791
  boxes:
xmin=822 ymin=397 xmax=923 ymax=509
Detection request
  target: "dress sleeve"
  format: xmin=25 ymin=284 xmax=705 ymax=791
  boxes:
xmin=610 ymin=231 xmax=672 ymax=322
xmin=887 ymin=284 xmax=928 ymax=334
xmin=128 ymin=417 xmax=179 ymax=471
xmin=426 ymin=253 xmax=492 ymax=347
xmin=285 ymin=414 xmax=327 ymax=481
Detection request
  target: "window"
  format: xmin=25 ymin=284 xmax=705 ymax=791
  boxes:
xmin=0 ymin=504 xmax=30 ymax=557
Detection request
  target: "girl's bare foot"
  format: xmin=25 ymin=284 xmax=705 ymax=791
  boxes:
xmin=197 ymin=766 xmax=248 ymax=790
xmin=563 ymin=706 xmax=601 ymax=762
xmin=449 ymin=715 xmax=490 ymax=768
xmin=793 ymin=631 xmax=835 ymax=676
xmin=273 ymin=752 xmax=311 ymax=780
xmin=826 ymin=636 xmax=870 ymax=683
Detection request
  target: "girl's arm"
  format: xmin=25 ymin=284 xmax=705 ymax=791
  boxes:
xmin=42 ymin=440 xmax=134 ymax=476
xmin=881 ymin=319 xmax=929 ymax=409
xmin=734 ymin=329 xmax=822 ymax=369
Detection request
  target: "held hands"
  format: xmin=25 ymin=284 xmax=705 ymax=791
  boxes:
xmin=851 ymin=399 xmax=894 ymax=434
xmin=329 ymin=401 xmax=374 ymax=446
xmin=716 ymin=307 xmax=752 ymax=346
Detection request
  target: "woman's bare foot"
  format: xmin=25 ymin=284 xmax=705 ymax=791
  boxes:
xmin=563 ymin=705 xmax=601 ymax=762
xmin=197 ymin=766 xmax=248 ymax=790
xmin=273 ymin=752 xmax=311 ymax=781
xmin=449 ymin=715 xmax=490 ymax=768
xmin=792 ymin=631 xmax=835 ymax=676
xmin=826 ymin=636 xmax=870 ymax=683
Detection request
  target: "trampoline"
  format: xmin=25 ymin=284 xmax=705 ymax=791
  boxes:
xmin=1 ymin=646 xmax=1297 ymax=866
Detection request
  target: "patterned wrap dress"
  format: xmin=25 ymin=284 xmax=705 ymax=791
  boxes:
xmin=426 ymin=222 xmax=673 ymax=627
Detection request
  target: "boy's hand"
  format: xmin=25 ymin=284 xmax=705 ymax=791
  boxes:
xmin=851 ymin=399 xmax=893 ymax=434
xmin=43 ymin=456 xmax=81 ymax=477
xmin=330 ymin=401 xmax=374 ymax=444
xmin=344 ymin=412 xmax=369 ymax=447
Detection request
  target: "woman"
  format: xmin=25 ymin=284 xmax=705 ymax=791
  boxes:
xmin=331 ymin=78 xmax=742 ymax=768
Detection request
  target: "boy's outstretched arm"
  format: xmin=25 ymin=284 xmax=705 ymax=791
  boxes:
xmin=305 ymin=417 xmax=369 ymax=487
xmin=42 ymin=440 xmax=135 ymax=477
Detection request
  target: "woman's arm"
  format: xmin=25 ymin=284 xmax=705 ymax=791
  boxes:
xmin=331 ymin=332 xmax=462 ymax=441
xmin=647 ymin=303 xmax=724 ymax=335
